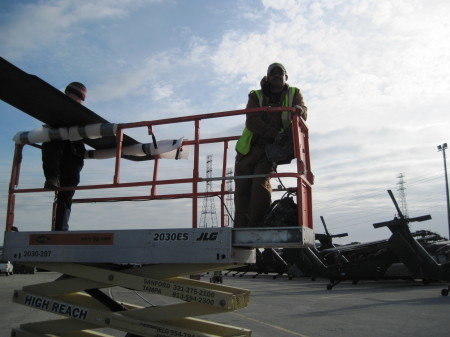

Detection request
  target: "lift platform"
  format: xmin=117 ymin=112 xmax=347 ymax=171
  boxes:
xmin=2 ymin=62 xmax=315 ymax=336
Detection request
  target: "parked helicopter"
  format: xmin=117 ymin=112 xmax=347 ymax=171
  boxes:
xmin=284 ymin=216 xmax=398 ymax=289
xmin=373 ymin=190 xmax=450 ymax=296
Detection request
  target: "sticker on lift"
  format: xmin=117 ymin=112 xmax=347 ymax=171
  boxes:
xmin=23 ymin=294 xmax=88 ymax=320
xmin=29 ymin=233 xmax=114 ymax=245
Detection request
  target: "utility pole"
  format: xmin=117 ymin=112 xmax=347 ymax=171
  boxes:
xmin=437 ymin=143 xmax=450 ymax=238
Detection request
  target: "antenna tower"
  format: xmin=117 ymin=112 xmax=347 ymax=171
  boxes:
xmin=199 ymin=154 xmax=218 ymax=227
xmin=397 ymin=173 xmax=409 ymax=218
xmin=225 ymin=167 xmax=234 ymax=226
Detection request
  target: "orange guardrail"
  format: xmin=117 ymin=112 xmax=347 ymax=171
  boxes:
xmin=5 ymin=107 xmax=313 ymax=231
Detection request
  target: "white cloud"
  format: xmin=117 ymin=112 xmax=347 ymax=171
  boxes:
xmin=0 ymin=0 xmax=166 ymax=59
xmin=209 ymin=0 xmax=450 ymax=108
xmin=150 ymin=83 xmax=174 ymax=101
xmin=91 ymin=51 xmax=174 ymax=100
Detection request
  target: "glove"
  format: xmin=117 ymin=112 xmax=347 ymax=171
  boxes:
xmin=260 ymin=76 xmax=271 ymax=96
xmin=294 ymin=105 xmax=306 ymax=119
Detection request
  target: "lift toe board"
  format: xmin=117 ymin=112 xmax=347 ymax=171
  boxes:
xmin=3 ymin=227 xmax=313 ymax=264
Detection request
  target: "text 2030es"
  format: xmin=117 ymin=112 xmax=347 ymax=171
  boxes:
xmin=153 ymin=232 xmax=189 ymax=241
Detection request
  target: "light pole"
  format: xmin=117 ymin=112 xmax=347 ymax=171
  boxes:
xmin=437 ymin=143 xmax=450 ymax=238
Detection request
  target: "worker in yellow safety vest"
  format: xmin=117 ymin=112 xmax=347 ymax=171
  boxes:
xmin=233 ymin=63 xmax=307 ymax=228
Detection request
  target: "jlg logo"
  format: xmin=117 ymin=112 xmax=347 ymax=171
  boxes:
xmin=196 ymin=232 xmax=218 ymax=241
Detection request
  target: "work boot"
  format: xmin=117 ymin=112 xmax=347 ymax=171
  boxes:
xmin=44 ymin=177 xmax=60 ymax=189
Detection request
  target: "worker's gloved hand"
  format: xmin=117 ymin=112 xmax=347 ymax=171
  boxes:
xmin=260 ymin=76 xmax=270 ymax=96
xmin=294 ymin=105 xmax=306 ymax=119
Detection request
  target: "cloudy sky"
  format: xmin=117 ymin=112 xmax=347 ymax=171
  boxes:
xmin=1 ymin=0 xmax=449 ymax=245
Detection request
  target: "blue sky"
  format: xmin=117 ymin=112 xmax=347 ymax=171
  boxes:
xmin=1 ymin=0 xmax=450 ymax=244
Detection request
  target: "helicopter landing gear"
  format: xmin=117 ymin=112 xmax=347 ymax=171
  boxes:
xmin=327 ymin=279 xmax=341 ymax=290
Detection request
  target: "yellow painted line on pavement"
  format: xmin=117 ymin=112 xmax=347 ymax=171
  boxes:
xmin=232 ymin=312 xmax=311 ymax=337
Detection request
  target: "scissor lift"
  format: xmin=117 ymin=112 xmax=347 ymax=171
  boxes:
xmin=3 ymin=109 xmax=314 ymax=337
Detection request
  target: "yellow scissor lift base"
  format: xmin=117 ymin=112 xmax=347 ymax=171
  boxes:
xmin=4 ymin=226 xmax=314 ymax=337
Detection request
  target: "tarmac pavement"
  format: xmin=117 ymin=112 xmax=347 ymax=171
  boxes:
xmin=1 ymin=271 xmax=449 ymax=337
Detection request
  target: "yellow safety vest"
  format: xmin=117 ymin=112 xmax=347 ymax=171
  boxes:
xmin=236 ymin=87 xmax=297 ymax=155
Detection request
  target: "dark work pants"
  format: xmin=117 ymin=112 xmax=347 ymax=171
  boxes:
xmin=234 ymin=145 xmax=274 ymax=228
xmin=42 ymin=141 xmax=84 ymax=231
